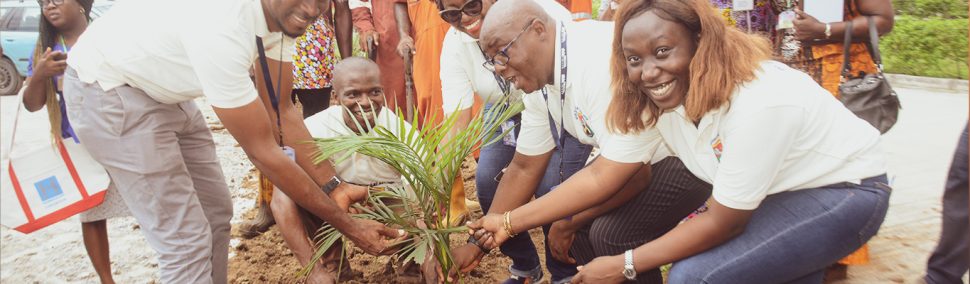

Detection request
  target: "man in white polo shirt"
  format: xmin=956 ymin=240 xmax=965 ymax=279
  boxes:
xmin=274 ymin=57 xmax=412 ymax=282
xmin=453 ymin=1 xmax=712 ymax=283
xmin=62 ymin=0 xmax=401 ymax=283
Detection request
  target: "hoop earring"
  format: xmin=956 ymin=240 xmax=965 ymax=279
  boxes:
xmin=80 ymin=8 xmax=85 ymax=14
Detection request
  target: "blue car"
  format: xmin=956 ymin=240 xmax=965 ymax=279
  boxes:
xmin=0 ymin=0 xmax=113 ymax=96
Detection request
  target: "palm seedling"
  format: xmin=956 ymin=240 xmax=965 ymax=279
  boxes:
xmin=300 ymin=97 xmax=524 ymax=282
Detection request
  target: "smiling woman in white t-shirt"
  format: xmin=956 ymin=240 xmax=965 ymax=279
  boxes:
xmin=566 ymin=0 xmax=890 ymax=283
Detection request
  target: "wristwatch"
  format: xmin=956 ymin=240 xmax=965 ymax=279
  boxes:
xmin=623 ymin=249 xmax=636 ymax=280
xmin=321 ymin=176 xmax=343 ymax=195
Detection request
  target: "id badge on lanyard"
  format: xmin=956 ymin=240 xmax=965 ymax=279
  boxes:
xmin=501 ymin=120 xmax=517 ymax=147
xmin=282 ymin=146 xmax=296 ymax=161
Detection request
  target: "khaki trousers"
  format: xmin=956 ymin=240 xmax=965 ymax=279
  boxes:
xmin=63 ymin=68 xmax=232 ymax=284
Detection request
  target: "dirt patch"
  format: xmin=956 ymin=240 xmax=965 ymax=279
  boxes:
xmin=228 ymin=159 xmax=555 ymax=283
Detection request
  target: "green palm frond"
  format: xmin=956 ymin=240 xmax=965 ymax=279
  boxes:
xmin=299 ymin=96 xmax=523 ymax=282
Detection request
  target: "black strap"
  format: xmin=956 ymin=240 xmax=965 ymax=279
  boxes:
xmin=840 ymin=16 xmax=884 ymax=79
xmin=255 ymin=37 xmax=284 ymax=146
xmin=839 ymin=20 xmax=854 ymax=79
xmin=540 ymin=22 xmax=569 ymax=183
xmin=864 ymin=16 xmax=884 ymax=71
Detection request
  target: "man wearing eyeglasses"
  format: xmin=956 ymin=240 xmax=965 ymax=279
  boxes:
xmin=449 ymin=1 xmax=713 ymax=283
xmin=435 ymin=0 xmax=579 ymax=282
xmin=61 ymin=0 xmax=403 ymax=283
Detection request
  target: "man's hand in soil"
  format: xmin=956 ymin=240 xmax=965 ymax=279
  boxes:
xmin=547 ymin=220 xmax=577 ymax=264
xmin=424 ymin=243 xmax=485 ymax=283
xmin=346 ymin=219 xmax=406 ymax=255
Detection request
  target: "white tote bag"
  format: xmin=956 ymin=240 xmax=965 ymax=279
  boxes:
xmin=1 ymin=88 xmax=110 ymax=233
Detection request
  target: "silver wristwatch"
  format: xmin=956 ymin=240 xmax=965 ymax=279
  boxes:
xmin=623 ymin=249 xmax=636 ymax=280
xmin=321 ymin=176 xmax=342 ymax=195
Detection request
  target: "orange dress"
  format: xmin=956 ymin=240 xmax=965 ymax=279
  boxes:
xmin=396 ymin=0 xmax=450 ymax=128
xmin=396 ymin=0 xmax=468 ymax=220
xmin=775 ymin=0 xmax=877 ymax=97
xmin=558 ymin=0 xmax=592 ymax=20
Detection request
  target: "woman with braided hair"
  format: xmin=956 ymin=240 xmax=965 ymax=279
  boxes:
xmin=22 ymin=0 xmax=130 ymax=283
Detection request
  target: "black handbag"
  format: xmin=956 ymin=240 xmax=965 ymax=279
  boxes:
xmin=837 ymin=17 xmax=901 ymax=134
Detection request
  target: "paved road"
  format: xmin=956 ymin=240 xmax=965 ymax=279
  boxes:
xmin=838 ymin=87 xmax=968 ymax=283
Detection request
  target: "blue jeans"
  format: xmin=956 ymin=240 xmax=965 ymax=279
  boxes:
xmin=668 ymin=175 xmax=891 ymax=284
xmin=476 ymin=105 xmax=593 ymax=282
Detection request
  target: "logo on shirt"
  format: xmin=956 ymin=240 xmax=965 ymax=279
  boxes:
xmin=573 ymin=107 xmax=595 ymax=138
xmin=711 ymin=136 xmax=723 ymax=162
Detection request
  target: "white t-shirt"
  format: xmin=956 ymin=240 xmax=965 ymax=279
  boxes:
xmin=67 ymin=0 xmax=293 ymax=108
xmin=515 ymin=20 xmax=666 ymax=164
xmin=304 ymin=107 xmax=410 ymax=185
xmin=439 ymin=0 xmax=572 ymax=114
xmin=656 ymin=61 xmax=886 ymax=210
xmin=262 ymin=35 xmax=296 ymax=63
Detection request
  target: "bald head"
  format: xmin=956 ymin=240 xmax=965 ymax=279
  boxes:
xmin=332 ymin=57 xmax=381 ymax=90
xmin=477 ymin=0 xmax=558 ymax=94
xmin=333 ymin=57 xmax=385 ymax=133
xmin=479 ymin=0 xmax=553 ymax=51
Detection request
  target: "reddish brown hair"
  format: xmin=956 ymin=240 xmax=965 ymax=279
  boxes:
xmin=606 ymin=0 xmax=771 ymax=133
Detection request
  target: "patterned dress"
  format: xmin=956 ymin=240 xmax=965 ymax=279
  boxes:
xmin=292 ymin=16 xmax=338 ymax=90
xmin=769 ymin=0 xmax=878 ymax=97
xmin=710 ymin=0 xmax=776 ymax=36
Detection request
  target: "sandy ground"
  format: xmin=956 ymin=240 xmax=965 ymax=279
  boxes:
xmin=1 ymin=86 xmax=968 ymax=283
xmin=0 ymin=97 xmax=256 ymax=283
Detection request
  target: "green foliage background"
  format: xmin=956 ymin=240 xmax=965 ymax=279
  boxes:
xmin=884 ymin=0 xmax=968 ymax=79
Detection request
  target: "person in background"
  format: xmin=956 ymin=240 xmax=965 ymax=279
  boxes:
xmin=350 ymin=0 xmax=408 ymax=112
xmin=393 ymin=0 xmax=449 ymax=128
xmin=291 ymin=2 xmax=352 ymax=119
xmin=709 ymin=0 xmax=775 ymax=36
xmin=22 ymin=1 xmax=130 ymax=283
xmin=775 ymin=0 xmax=894 ymax=96
xmin=923 ymin=124 xmax=969 ymax=284
xmin=62 ymin=0 xmax=402 ymax=282
xmin=394 ymin=0 xmax=470 ymax=225
xmin=556 ymin=0 xmax=593 ymax=20
xmin=778 ymin=0 xmax=894 ymax=277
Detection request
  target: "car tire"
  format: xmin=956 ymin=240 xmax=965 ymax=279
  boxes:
xmin=0 ymin=57 xmax=23 ymax=96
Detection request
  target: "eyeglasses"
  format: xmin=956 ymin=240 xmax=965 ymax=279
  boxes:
xmin=38 ymin=0 xmax=64 ymax=7
xmin=438 ymin=0 xmax=483 ymax=25
xmin=482 ymin=19 xmax=535 ymax=73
